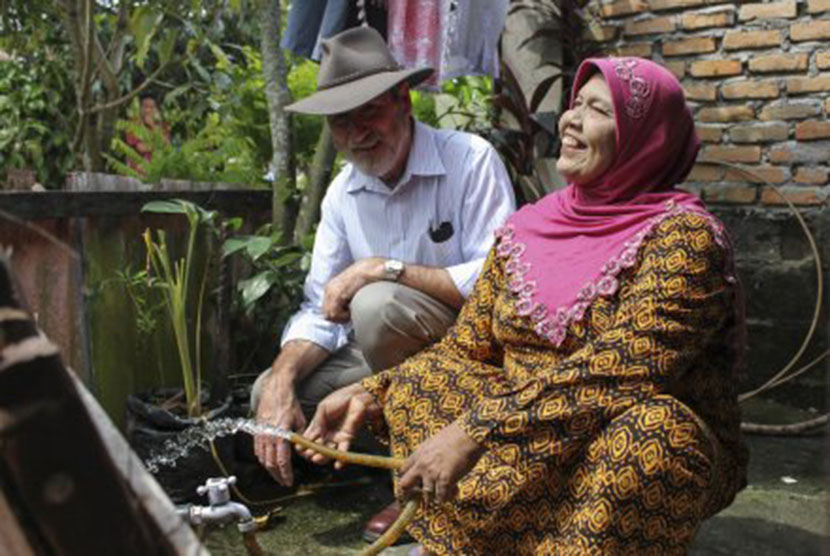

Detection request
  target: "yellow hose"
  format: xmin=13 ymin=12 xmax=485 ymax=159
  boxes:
xmin=287 ymin=431 xmax=420 ymax=555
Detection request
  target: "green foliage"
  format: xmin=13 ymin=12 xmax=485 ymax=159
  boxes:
xmin=106 ymin=99 xmax=264 ymax=185
xmin=287 ymin=57 xmax=324 ymax=168
xmin=434 ymin=76 xmax=494 ymax=131
xmin=222 ymin=224 xmax=311 ymax=374
xmin=141 ymin=199 xmax=220 ymax=417
xmin=0 ymin=55 xmax=75 ymax=187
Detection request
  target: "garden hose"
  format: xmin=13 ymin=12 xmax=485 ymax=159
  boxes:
xmin=286 ymin=432 xmax=420 ymax=556
xmin=209 ymin=434 xmax=419 ymax=555
xmin=709 ymin=162 xmax=827 ymax=435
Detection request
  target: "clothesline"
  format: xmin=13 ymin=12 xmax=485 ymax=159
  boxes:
xmin=281 ymin=0 xmax=508 ymax=90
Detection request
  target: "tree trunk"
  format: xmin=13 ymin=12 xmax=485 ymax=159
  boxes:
xmin=259 ymin=0 xmax=298 ymax=242
xmin=295 ymin=123 xmax=337 ymax=241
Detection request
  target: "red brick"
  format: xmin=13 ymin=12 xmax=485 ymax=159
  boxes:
xmin=699 ymin=145 xmax=762 ymax=163
xmin=681 ymin=10 xmax=735 ymax=30
xmin=696 ymin=125 xmax=724 ymax=143
xmin=793 ymin=167 xmax=829 ymax=185
xmin=663 ymin=37 xmax=718 ymax=57
xmin=795 ymin=120 xmax=830 ymax=140
xmin=689 ymin=59 xmax=742 ymax=77
xmin=703 ymin=184 xmax=758 ymax=204
xmin=663 ymin=60 xmax=686 ymax=79
xmin=698 ymin=105 xmax=755 ymax=122
xmin=768 ymin=142 xmax=830 ymax=164
xmin=687 ymin=164 xmax=725 ymax=181
xmin=761 ymin=186 xmax=829 ymax=206
xmin=749 ymin=53 xmax=809 ymax=73
xmin=724 ymin=165 xmax=791 ymax=184
xmin=787 ymin=74 xmax=830 ymax=94
xmin=649 ymin=0 xmax=707 ymax=11
xmin=614 ymin=43 xmax=653 ymax=57
xmin=601 ymin=0 xmax=649 ymax=18
xmin=759 ymin=101 xmax=822 ymax=121
xmin=722 ymin=79 xmax=781 ymax=99
xmin=624 ymin=16 xmax=676 ymax=36
xmin=817 ymin=52 xmax=830 ymax=70
xmin=809 ymin=0 xmax=830 ymax=13
xmin=739 ymin=1 xmax=797 ymax=21
xmin=684 ymin=81 xmax=718 ymax=101
xmin=730 ymin=123 xmax=789 ymax=143
xmin=723 ymin=30 xmax=782 ymax=50
xmin=791 ymin=21 xmax=830 ymax=41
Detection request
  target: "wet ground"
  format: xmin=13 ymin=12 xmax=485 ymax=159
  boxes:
xmin=202 ymin=423 xmax=829 ymax=556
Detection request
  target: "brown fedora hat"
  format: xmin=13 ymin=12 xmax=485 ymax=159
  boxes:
xmin=285 ymin=27 xmax=433 ymax=116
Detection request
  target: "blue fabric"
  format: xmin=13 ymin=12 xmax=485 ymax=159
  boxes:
xmin=281 ymin=0 xmax=351 ymax=61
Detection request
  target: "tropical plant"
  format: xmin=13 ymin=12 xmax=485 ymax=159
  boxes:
xmin=222 ymin=224 xmax=311 ymax=374
xmin=487 ymin=0 xmax=596 ymax=203
xmin=0 ymin=53 xmax=75 ymax=187
xmin=141 ymin=199 xmax=220 ymax=418
xmin=106 ymin=100 xmax=265 ymax=185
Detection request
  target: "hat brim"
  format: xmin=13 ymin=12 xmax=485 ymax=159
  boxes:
xmin=286 ymin=67 xmax=434 ymax=116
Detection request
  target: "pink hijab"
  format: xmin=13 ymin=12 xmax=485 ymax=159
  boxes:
xmin=496 ymin=57 xmax=733 ymax=347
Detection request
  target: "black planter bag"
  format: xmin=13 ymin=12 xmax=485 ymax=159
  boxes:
xmin=125 ymin=390 xmax=235 ymax=504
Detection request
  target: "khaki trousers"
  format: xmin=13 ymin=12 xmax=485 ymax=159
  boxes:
xmin=251 ymin=281 xmax=457 ymax=419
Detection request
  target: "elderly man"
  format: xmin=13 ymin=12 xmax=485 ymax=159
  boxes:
xmin=252 ymin=26 xmax=515 ymax=540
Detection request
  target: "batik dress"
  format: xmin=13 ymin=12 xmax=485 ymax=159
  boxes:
xmin=362 ymin=210 xmax=748 ymax=555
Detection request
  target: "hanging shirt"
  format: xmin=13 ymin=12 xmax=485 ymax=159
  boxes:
xmin=281 ymin=120 xmax=516 ymax=352
xmin=386 ymin=0 xmax=509 ymax=89
xmin=444 ymin=0 xmax=509 ymax=81
xmin=281 ymin=0 xmax=351 ymax=61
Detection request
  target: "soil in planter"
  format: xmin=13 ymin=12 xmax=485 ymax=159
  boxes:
xmin=125 ymin=389 xmax=237 ymax=504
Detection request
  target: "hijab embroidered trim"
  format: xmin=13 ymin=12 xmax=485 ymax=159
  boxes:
xmin=493 ymin=57 xmax=738 ymax=348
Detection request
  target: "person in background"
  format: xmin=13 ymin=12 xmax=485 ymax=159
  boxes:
xmin=250 ymin=26 xmax=515 ymax=542
xmin=301 ymin=56 xmax=748 ymax=555
xmin=124 ymin=96 xmax=170 ymax=174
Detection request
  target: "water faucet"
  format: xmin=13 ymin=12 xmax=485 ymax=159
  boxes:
xmin=179 ymin=476 xmax=256 ymax=533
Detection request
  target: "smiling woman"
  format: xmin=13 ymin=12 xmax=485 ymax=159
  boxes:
xmin=304 ymin=57 xmax=748 ymax=556
xmin=556 ymin=73 xmax=617 ymax=186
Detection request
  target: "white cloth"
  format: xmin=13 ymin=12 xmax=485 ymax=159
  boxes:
xmin=281 ymin=121 xmax=516 ymax=352
xmin=387 ymin=0 xmax=509 ymax=89
xmin=444 ymin=0 xmax=509 ymax=81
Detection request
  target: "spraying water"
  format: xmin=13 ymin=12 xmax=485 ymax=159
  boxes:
xmin=143 ymin=418 xmax=288 ymax=473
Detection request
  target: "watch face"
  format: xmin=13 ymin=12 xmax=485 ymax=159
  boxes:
xmin=385 ymin=259 xmax=403 ymax=280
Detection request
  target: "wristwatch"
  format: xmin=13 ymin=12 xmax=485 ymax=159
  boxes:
xmin=383 ymin=259 xmax=405 ymax=282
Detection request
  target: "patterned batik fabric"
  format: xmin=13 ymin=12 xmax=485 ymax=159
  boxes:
xmin=362 ymin=211 xmax=748 ymax=555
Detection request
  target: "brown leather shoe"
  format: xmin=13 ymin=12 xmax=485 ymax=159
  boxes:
xmin=362 ymin=501 xmax=413 ymax=544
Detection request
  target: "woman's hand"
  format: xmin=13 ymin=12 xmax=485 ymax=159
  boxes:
xmin=299 ymin=382 xmax=381 ymax=469
xmin=399 ymin=421 xmax=485 ymax=504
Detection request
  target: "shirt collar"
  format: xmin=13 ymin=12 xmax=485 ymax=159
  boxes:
xmin=346 ymin=120 xmax=447 ymax=194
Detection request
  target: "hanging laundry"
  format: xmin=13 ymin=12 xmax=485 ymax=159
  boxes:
xmin=281 ymin=0 xmax=351 ymax=61
xmin=386 ymin=0 xmax=449 ymax=90
xmin=444 ymin=0 xmax=509 ymax=80
xmin=386 ymin=0 xmax=508 ymax=89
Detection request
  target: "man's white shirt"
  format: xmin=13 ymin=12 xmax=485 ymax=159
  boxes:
xmin=281 ymin=120 xmax=516 ymax=353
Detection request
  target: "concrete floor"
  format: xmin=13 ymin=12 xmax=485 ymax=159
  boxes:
xmin=202 ymin=433 xmax=828 ymax=555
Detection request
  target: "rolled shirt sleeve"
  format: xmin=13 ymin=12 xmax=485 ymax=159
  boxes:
xmin=280 ymin=187 xmax=352 ymax=352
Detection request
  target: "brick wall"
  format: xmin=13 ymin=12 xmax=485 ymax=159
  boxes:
xmin=583 ymin=0 xmax=829 ymax=410
xmin=585 ymin=0 xmax=830 ymax=206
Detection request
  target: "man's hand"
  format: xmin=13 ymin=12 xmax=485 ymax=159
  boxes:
xmin=254 ymin=377 xmax=307 ymax=486
xmin=299 ymin=383 xmax=381 ymax=469
xmin=323 ymin=258 xmax=386 ymax=322
xmin=398 ymin=421 xmax=485 ymax=504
